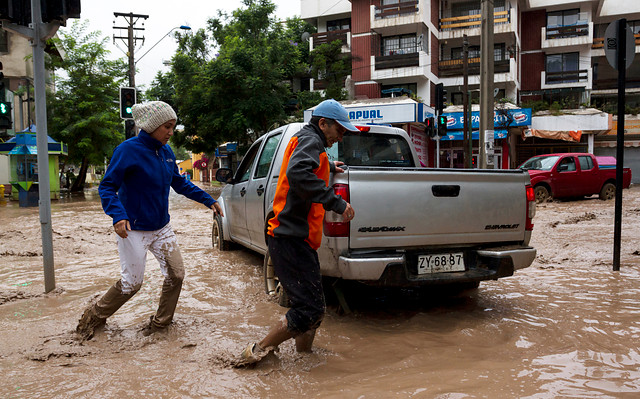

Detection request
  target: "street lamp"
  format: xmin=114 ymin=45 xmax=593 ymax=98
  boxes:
xmin=135 ymin=25 xmax=191 ymax=65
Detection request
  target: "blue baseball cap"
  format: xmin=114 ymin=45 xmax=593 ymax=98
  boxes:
xmin=312 ymin=99 xmax=358 ymax=132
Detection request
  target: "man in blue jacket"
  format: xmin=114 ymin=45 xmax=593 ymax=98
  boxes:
xmin=76 ymin=101 xmax=223 ymax=339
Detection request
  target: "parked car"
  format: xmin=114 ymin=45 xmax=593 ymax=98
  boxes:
xmin=213 ymin=123 xmax=536 ymax=303
xmin=519 ymin=153 xmax=632 ymax=203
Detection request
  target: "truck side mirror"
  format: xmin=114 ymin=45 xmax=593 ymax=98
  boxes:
xmin=558 ymin=164 xmax=568 ymax=172
xmin=215 ymin=168 xmax=234 ymax=184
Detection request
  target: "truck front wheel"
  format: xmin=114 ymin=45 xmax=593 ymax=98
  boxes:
xmin=599 ymin=182 xmax=616 ymax=200
xmin=212 ymin=214 xmax=231 ymax=251
xmin=263 ymin=249 xmax=290 ymax=307
xmin=535 ymin=186 xmax=551 ymax=203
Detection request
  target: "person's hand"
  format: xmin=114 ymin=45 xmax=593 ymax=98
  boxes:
xmin=334 ymin=161 xmax=346 ymax=173
xmin=341 ymin=203 xmax=355 ymax=222
xmin=114 ymin=219 xmax=131 ymax=239
xmin=211 ymin=202 xmax=224 ymax=217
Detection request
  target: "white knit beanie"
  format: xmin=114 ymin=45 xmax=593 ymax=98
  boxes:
xmin=131 ymin=101 xmax=177 ymax=133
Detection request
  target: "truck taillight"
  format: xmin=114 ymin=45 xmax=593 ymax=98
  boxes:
xmin=526 ymin=185 xmax=535 ymax=231
xmin=324 ymin=183 xmax=350 ymax=237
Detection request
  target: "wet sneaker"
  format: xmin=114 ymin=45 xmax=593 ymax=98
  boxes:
xmin=233 ymin=342 xmax=275 ymax=368
xmin=75 ymin=307 xmax=106 ymax=340
xmin=141 ymin=316 xmax=167 ymax=337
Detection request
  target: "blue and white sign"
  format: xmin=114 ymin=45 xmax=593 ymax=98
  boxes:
xmin=305 ymin=101 xmax=435 ymax=125
xmin=443 ymin=108 xmax=532 ymax=130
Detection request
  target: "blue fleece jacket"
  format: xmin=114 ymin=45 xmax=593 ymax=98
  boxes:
xmin=99 ymin=130 xmax=216 ymax=231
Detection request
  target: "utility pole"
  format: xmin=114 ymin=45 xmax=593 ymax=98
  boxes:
xmin=479 ymin=0 xmax=494 ymax=169
xmin=463 ymin=34 xmax=471 ymax=168
xmin=113 ymin=12 xmax=147 ymax=139
xmin=113 ymin=12 xmax=148 ymax=87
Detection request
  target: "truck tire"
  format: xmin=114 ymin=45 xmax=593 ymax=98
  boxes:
xmin=263 ymin=249 xmax=290 ymax=307
xmin=534 ymin=186 xmax=551 ymax=203
xmin=212 ymin=214 xmax=231 ymax=251
xmin=599 ymin=182 xmax=616 ymax=200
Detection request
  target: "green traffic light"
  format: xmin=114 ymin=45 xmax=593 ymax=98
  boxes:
xmin=0 ymin=103 xmax=7 ymax=114
xmin=126 ymin=106 xmax=132 ymax=114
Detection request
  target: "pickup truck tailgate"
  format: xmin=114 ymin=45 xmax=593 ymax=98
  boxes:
xmin=345 ymin=167 xmax=530 ymax=249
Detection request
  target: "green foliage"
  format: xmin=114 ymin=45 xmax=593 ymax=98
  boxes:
xmin=47 ymin=21 xmax=128 ymax=190
xmin=160 ymin=0 xmax=311 ymax=153
xmin=521 ymin=100 xmax=550 ymax=113
xmin=310 ymin=40 xmax=351 ymax=100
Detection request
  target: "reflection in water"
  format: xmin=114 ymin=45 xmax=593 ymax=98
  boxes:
xmin=1 ymin=185 xmax=640 ymax=397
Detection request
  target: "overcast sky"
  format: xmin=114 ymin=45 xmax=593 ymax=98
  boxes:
xmin=62 ymin=1 xmax=300 ymax=89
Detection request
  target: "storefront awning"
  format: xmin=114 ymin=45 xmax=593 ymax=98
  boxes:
xmin=523 ymin=128 xmax=582 ymax=142
xmin=439 ymin=129 xmax=508 ymax=141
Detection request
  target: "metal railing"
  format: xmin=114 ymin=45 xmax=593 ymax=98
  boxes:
xmin=545 ymin=23 xmax=589 ymax=40
xmin=593 ymin=32 xmax=640 ymax=48
xmin=311 ymin=29 xmax=349 ymax=48
xmin=374 ymin=0 xmax=419 ymax=19
xmin=545 ymin=69 xmax=589 ymax=84
xmin=440 ymin=10 xmax=509 ymax=30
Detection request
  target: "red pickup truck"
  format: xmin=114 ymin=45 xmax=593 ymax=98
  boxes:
xmin=519 ymin=153 xmax=632 ymax=203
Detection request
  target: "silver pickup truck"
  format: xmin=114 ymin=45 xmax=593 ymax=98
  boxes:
xmin=213 ymin=123 xmax=536 ymax=299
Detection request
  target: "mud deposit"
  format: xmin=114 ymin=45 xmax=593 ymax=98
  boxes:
xmin=1 ymin=185 xmax=640 ymax=398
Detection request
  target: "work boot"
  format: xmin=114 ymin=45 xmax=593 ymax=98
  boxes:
xmin=140 ymin=315 xmax=168 ymax=337
xmin=233 ymin=342 xmax=276 ymax=368
xmin=75 ymin=306 xmax=106 ymax=340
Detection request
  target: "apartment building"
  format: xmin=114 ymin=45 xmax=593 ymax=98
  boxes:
xmin=301 ymin=0 xmax=640 ymax=169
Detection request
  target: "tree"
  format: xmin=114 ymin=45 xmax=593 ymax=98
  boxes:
xmin=47 ymin=21 xmax=128 ymax=192
xmin=168 ymin=0 xmax=311 ymax=154
xmin=310 ymin=40 xmax=352 ymax=100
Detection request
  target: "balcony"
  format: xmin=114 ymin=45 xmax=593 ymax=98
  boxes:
xmin=371 ymin=49 xmax=429 ymax=81
xmin=541 ymin=22 xmax=592 ymax=49
xmin=438 ymin=57 xmax=511 ymax=77
xmin=310 ymin=29 xmax=350 ymax=51
xmin=541 ymin=69 xmax=591 ymax=90
xmin=370 ymin=0 xmax=424 ymax=35
xmin=439 ymin=8 xmax=515 ymax=40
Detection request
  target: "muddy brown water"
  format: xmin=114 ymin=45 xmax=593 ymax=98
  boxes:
xmin=1 ymin=185 xmax=640 ymax=398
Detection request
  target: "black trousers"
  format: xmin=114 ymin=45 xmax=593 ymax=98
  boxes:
xmin=268 ymin=235 xmax=325 ymax=336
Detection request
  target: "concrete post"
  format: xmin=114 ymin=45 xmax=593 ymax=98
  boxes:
xmin=479 ymin=0 xmax=494 ymax=169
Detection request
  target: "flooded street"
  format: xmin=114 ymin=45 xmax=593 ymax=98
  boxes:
xmin=1 ymin=184 xmax=640 ymax=398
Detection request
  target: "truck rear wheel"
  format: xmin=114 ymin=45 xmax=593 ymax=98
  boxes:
xmin=263 ymin=249 xmax=290 ymax=307
xmin=599 ymin=182 xmax=615 ymax=200
xmin=212 ymin=214 xmax=231 ymax=251
xmin=534 ymin=186 xmax=551 ymax=203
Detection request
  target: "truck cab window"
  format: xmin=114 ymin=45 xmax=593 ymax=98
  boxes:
xmin=337 ymin=132 xmax=415 ymax=167
xmin=558 ymin=157 xmax=576 ymax=172
xmin=254 ymin=132 xmax=282 ymax=179
xmin=578 ymin=155 xmax=593 ymax=171
xmin=235 ymin=142 xmax=260 ymax=182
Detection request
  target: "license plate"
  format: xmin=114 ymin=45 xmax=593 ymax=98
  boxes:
xmin=417 ymin=253 xmax=465 ymax=274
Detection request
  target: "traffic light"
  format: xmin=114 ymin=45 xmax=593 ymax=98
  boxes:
xmin=425 ymin=117 xmax=436 ymax=137
xmin=0 ymin=101 xmax=11 ymax=129
xmin=119 ymin=87 xmax=136 ymax=119
xmin=41 ymin=0 xmax=81 ymax=24
xmin=1 ymin=0 xmax=80 ymax=26
xmin=435 ymin=83 xmax=447 ymax=113
xmin=437 ymin=114 xmax=448 ymax=136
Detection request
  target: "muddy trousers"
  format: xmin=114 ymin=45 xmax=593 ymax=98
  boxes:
xmin=92 ymin=223 xmax=185 ymax=328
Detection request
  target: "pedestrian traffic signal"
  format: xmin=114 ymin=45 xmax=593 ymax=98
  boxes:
xmin=425 ymin=117 xmax=436 ymax=137
xmin=1 ymin=0 xmax=80 ymax=26
xmin=119 ymin=87 xmax=136 ymax=119
xmin=0 ymin=101 xmax=12 ymax=129
xmin=437 ymin=114 xmax=448 ymax=136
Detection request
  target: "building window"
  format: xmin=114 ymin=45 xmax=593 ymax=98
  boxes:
xmin=546 ymin=52 xmax=582 ymax=83
xmin=450 ymin=0 xmax=505 ymax=17
xmin=382 ymin=34 xmax=418 ymax=56
xmin=494 ymin=43 xmax=505 ymax=62
xmin=547 ymin=9 xmax=579 ymax=28
xmin=327 ymin=18 xmax=350 ymax=32
xmin=381 ymin=83 xmax=417 ymax=98
xmin=546 ymin=9 xmax=587 ymax=39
